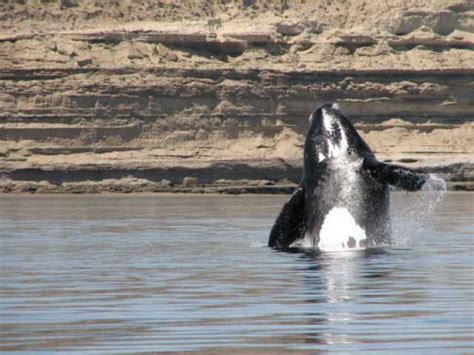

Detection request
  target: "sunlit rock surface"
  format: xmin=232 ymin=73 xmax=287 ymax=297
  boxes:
xmin=0 ymin=0 xmax=473 ymax=193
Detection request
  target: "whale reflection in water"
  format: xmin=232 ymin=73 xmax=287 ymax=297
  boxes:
xmin=290 ymin=248 xmax=422 ymax=349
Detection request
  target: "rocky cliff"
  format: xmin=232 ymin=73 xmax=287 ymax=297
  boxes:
xmin=1 ymin=0 xmax=473 ymax=193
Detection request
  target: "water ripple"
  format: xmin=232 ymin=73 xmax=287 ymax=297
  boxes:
xmin=0 ymin=193 xmax=473 ymax=352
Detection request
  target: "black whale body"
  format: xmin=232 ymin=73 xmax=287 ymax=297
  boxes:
xmin=268 ymin=103 xmax=429 ymax=251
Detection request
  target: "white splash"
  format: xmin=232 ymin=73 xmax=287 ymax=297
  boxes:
xmin=318 ymin=207 xmax=367 ymax=252
xmin=422 ymin=173 xmax=447 ymax=192
xmin=291 ymin=236 xmax=314 ymax=249
xmin=391 ymin=173 xmax=446 ymax=247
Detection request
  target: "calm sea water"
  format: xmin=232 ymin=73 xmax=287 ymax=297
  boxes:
xmin=0 ymin=193 xmax=472 ymax=353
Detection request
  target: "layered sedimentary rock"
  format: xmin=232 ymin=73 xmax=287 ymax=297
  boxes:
xmin=0 ymin=0 xmax=473 ymax=192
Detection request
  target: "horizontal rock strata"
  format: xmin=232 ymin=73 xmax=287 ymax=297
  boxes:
xmin=0 ymin=1 xmax=473 ymax=193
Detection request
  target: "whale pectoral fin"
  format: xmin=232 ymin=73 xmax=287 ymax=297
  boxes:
xmin=363 ymin=157 xmax=428 ymax=191
xmin=268 ymin=186 xmax=306 ymax=249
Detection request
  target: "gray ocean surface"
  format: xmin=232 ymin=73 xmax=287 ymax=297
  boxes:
xmin=0 ymin=192 xmax=473 ymax=353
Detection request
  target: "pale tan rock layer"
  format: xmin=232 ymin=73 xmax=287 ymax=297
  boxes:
xmin=0 ymin=0 xmax=473 ymax=193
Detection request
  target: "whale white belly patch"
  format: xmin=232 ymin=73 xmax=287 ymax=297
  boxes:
xmin=318 ymin=207 xmax=367 ymax=251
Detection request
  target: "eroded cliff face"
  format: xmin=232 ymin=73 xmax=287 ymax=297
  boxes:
xmin=1 ymin=0 xmax=473 ymax=193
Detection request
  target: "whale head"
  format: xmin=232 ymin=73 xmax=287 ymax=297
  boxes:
xmin=305 ymin=103 xmax=374 ymax=167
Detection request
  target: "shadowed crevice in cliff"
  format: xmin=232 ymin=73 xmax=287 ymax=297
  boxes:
xmin=6 ymin=161 xmax=301 ymax=185
xmin=0 ymin=0 xmax=473 ymax=193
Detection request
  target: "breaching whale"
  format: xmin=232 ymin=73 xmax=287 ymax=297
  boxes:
xmin=268 ymin=103 xmax=433 ymax=251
